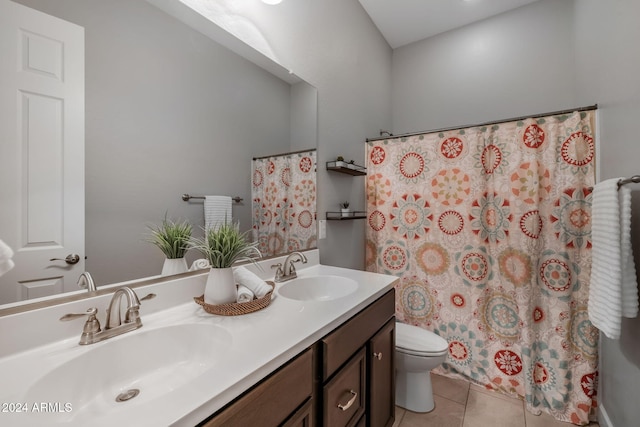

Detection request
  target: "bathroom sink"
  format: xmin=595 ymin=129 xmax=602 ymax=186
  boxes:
xmin=278 ymin=275 xmax=358 ymax=301
xmin=22 ymin=323 xmax=231 ymax=423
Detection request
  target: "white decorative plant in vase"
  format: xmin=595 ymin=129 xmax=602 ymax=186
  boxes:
xmin=146 ymin=216 xmax=192 ymax=276
xmin=192 ymin=221 xmax=261 ymax=305
xmin=341 ymin=201 xmax=351 ymax=217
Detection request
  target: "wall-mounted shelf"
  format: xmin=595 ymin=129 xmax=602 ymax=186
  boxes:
xmin=326 ymin=211 xmax=366 ymax=220
xmin=326 ymin=161 xmax=367 ymax=176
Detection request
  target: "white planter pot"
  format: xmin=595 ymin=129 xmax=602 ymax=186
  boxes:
xmin=161 ymin=257 xmax=188 ymax=276
xmin=204 ymin=267 xmax=237 ymax=305
xmin=341 ymin=208 xmax=351 ymax=217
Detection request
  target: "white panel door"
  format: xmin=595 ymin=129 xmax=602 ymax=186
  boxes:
xmin=0 ymin=0 xmax=85 ymax=303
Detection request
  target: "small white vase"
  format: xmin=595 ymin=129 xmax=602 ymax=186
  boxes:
xmin=204 ymin=267 xmax=237 ymax=305
xmin=161 ymin=257 xmax=188 ymax=276
xmin=341 ymin=208 xmax=351 ymax=217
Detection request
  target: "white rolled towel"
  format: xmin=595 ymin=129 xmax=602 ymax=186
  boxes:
xmin=0 ymin=239 xmax=15 ymax=277
xmin=236 ymin=285 xmax=254 ymax=303
xmin=190 ymin=258 xmax=211 ymax=271
xmin=233 ymin=266 xmax=272 ymax=298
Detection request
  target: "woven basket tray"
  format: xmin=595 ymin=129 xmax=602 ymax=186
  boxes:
xmin=194 ymin=281 xmax=274 ymax=316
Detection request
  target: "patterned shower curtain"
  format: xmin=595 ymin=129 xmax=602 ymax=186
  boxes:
xmin=365 ymin=111 xmax=598 ymax=424
xmin=252 ymin=150 xmax=316 ymax=257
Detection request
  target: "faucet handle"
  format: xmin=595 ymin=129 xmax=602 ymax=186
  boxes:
xmin=271 ymin=263 xmax=284 ymax=280
xmin=60 ymin=307 xmax=98 ymax=322
xmin=139 ymin=293 xmax=156 ymax=302
xmin=60 ymin=307 xmax=101 ymax=338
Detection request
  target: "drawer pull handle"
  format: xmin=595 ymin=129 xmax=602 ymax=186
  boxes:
xmin=337 ymin=390 xmax=358 ymax=411
xmin=373 ymin=352 xmax=383 ymax=360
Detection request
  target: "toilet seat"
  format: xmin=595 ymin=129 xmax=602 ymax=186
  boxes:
xmin=396 ymin=322 xmax=448 ymax=357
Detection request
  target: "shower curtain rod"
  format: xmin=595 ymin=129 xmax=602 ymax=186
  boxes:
xmin=253 ymin=147 xmax=316 ymax=161
xmin=365 ymin=104 xmax=598 ymax=142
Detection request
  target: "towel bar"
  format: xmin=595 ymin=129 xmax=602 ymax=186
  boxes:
xmin=182 ymin=194 xmax=243 ymax=203
xmin=617 ymin=175 xmax=640 ymax=190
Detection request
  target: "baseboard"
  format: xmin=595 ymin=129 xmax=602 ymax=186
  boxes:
xmin=598 ymin=404 xmax=613 ymax=427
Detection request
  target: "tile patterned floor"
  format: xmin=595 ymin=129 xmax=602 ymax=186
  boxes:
xmin=392 ymin=373 xmax=600 ymax=427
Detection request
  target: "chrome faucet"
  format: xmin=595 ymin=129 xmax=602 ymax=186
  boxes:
xmin=59 ymin=287 xmax=154 ymax=345
xmin=105 ymin=286 xmax=141 ymax=329
xmin=272 ymin=251 xmax=308 ymax=282
xmin=77 ymin=272 xmax=96 ymax=292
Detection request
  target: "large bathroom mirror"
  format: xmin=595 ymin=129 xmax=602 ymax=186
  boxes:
xmin=0 ymin=0 xmax=317 ymax=309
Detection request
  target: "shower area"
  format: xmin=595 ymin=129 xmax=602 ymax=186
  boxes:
xmin=365 ymin=108 xmax=598 ymax=424
xmin=251 ymin=149 xmax=317 ymax=257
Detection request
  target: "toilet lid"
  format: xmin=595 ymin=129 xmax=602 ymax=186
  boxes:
xmin=396 ymin=322 xmax=448 ymax=355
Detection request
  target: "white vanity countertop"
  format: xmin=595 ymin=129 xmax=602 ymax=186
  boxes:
xmin=0 ymin=250 xmax=397 ymax=427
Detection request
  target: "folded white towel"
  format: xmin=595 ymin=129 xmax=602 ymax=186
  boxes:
xmin=233 ymin=266 xmax=271 ymax=298
xmin=0 ymin=239 xmax=15 ymax=277
xmin=588 ymin=178 xmax=639 ymax=339
xmin=204 ymin=196 xmax=232 ymax=232
xmin=190 ymin=258 xmax=211 ymax=271
xmin=236 ymin=284 xmax=254 ymax=303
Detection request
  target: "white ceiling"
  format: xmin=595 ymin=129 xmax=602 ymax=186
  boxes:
xmin=358 ymin=0 xmax=541 ymax=49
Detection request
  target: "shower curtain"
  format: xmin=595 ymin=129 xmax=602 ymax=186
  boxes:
xmin=251 ymin=150 xmax=316 ymax=257
xmin=365 ymin=111 xmax=597 ymax=424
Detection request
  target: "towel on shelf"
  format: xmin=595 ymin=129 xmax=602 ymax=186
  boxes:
xmin=236 ymin=285 xmax=254 ymax=303
xmin=588 ymin=178 xmax=639 ymax=339
xmin=204 ymin=196 xmax=232 ymax=232
xmin=0 ymin=239 xmax=15 ymax=277
xmin=233 ymin=266 xmax=271 ymax=298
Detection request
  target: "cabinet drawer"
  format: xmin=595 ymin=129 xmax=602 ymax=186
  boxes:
xmin=201 ymin=348 xmax=313 ymax=427
xmin=322 ymin=289 xmax=395 ymax=379
xmin=323 ymin=348 xmax=366 ymax=427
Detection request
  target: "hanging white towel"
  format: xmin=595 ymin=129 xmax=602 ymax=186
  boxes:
xmin=0 ymin=239 xmax=15 ymax=277
xmin=204 ymin=196 xmax=232 ymax=232
xmin=619 ymin=184 xmax=639 ymax=318
xmin=588 ymin=178 xmax=639 ymax=339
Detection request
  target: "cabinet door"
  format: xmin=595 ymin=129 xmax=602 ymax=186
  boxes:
xmin=323 ymin=348 xmax=366 ymax=427
xmin=368 ymin=318 xmax=395 ymax=427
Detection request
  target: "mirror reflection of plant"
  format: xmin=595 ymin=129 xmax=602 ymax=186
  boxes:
xmin=146 ymin=215 xmax=193 ymax=259
xmin=192 ymin=221 xmax=261 ymax=269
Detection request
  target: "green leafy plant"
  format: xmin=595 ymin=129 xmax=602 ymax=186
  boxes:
xmin=146 ymin=216 xmax=193 ymax=259
xmin=341 ymin=201 xmax=350 ymax=209
xmin=192 ymin=221 xmax=261 ymax=268
xmin=336 ymin=156 xmax=344 ymax=161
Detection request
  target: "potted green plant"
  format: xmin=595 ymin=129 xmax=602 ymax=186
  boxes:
xmin=146 ymin=216 xmax=192 ymax=276
xmin=192 ymin=221 xmax=261 ymax=305
xmin=341 ymin=201 xmax=351 ymax=217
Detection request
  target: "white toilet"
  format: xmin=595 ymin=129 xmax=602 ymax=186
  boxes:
xmin=395 ymin=321 xmax=449 ymax=413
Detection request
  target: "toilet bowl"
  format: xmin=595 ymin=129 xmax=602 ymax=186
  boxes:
xmin=395 ymin=322 xmax=449 ymax=413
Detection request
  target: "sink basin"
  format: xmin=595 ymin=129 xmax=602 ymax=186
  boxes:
xmin=278 ymin=275 xmax=358 ymax=301
xmin=22 ymin=323 xmax=231 ymax=423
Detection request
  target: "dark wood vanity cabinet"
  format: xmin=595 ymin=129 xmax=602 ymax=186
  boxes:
xmin=199 ymin=289 xmax=395 ymax=427
xmin=200 ymin=348 xmax=314 ymax=427
xmin=319 ymin=289 xmax=395 ymax=427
